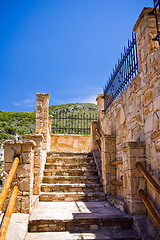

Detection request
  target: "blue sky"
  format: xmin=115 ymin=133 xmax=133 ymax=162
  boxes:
xmin=0 ymin=0 xmax=152 ymax=112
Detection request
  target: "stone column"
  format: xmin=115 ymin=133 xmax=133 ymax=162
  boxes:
xmin=101 ymin=135 xmax=116 ymax=195
xmin=96 ymin=94 xmax=104 ymax=123
xmin=90 ymin=121 xmax=98 ymax=151
xmin=24 ymin=134 xmax=43 ymax=195
xmin=49 ymin=115 xmax=53 ymax=132
xmin=3 ymin=140 xmax=35 ymax=214
xmin=122 ymin=142 xmax=146 ymax=215
xmin=36 ymin=93 xmax=50 ymax=150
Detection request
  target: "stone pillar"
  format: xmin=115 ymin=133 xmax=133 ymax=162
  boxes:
xmin=24 ymin=134 xmax=43 ymax=195
xmin=3 ymin=140 xmax=35 ymax=214
xmin=96 ymin=94 xmax=104 ymax=123
xmin=101 ymin=135 xmax=116 ymax=195
xmin=90 ymin=121 xmax=98 ymax=151
xmin=133 ymin=7 xmax=159 ymax=78
xmin=122 ymin=142 xmax=146 ymax=215
xmin=49 ymin=115 xmax=53 ymax=132
xmin=36 ymin=93 xmax=50 ymax=150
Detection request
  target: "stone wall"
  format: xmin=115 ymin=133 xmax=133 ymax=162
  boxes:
xmin=96 ymin=8 xmax=160 ymax=214
xmin=50 ymin=134 xmax=90 ymax=153
xmin=24 ymin=134 xmax=44 ymax=195
xmin=3 ymin=140 xmax=35 ymax=214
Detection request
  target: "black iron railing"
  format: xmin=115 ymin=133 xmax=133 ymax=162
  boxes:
xmin=103 ymin=32 xmax=138 ymax=111
xmin=150 ymin=0 xmax=160 ymax=45
xmin=52 ymin=112 xmax=97 ymax=135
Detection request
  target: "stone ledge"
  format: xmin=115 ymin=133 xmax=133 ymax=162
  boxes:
xmin=101 ymin=135 xmax=116 ymax=140
xmin=24 ymin=134 xmax=44 ymax=140
xmin=3 ymin=139 xmax=36 ymax=147
xmin=36 ymin=92 xmax=49 ymax=98
xmin=122 ymin=141 xmax=145 ymax=149
xmin=51 ymin=133 xmax=90 ymax=137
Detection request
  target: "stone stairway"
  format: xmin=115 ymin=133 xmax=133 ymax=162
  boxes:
xmin=39 ymin=152 xmax=105 ymax=202
xmin=26 ymin=152 xmax=141 ymax=240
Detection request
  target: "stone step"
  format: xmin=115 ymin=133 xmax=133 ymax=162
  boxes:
xmin=28 ymin=214 xmax=133 ymax=232
xmin=47 ymin=152 xmax=89 ymax=158
xmin=43 ymin=169 xmax=98 ymax=177
xmin=29 ymin=216 xmax=133 ymax=232
xmin=45 ymin=162 xmax=96 ymax=170
xmin=42 ymin=176 xmax=100 ymax=184
xmin=46 ymin=156 xmax=94 ymax=164
xmin=28 ymin=202 xmax=134 ymax=233
xmin=26 ymin=229 xmax=141 ymax=240
xmin=41 ymin=183 xmax=103 ymax=192
xmin=39 ymin=192 xmax=106 ymax=201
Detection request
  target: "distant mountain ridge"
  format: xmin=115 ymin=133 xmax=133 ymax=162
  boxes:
xmin=0 ymin=103 xmax=97 ymax=145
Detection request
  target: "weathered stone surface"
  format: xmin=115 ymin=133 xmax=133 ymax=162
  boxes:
xmin=153 ymin=96 xmax=160 ymax=111
xmin=19 ymin=178 xmax=31 ymax=192
xmin=5 ymin=213 xmax=29 ymax=240
xmin=16 ymin=164 xmax=31 ymax=178
xmin=144 ymin=112 xmax=153 ymax=133
xmin=50 ymin=134 xmax=90 ymax=153
xmin=142 ymin=89 xmax=154 ymax=107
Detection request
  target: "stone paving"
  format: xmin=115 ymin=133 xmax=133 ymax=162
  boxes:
xmin=3 ymin=213 xmax=29 ymax=240
xmin=28 ymin=201 xmax=132 ymax=221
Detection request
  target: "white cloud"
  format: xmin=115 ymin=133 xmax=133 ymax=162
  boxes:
xmin=13 ymin=98 xmax=36 ymax=108
xmin=75 ymin=95 xmax=98 ymax=104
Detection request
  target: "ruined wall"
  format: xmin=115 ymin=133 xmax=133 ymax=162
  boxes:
xmin=50 ymin=134 xmax=90 ymax=153
xmin=97 ymin=8 xmax=160 ymax=211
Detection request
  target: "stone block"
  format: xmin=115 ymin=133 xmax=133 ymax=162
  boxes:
xmin=153 ymin=96 xmax=160 ymax=111
xmin=144 ymin=104 xmax=153 ymax=115
xmin=153 ymin=113 xmax=159 ymax=132
xmin=34 ymin=156 xmax=42 ymax=168
xmin=142 ymin=89 xmax=154 ymax=107
xmin=22 ymin=141 xmax=35 ymax=152
xmin=19 ymin=178 xmax=31 ymax=192
xmin=124 ymin=199 xmax=146 ymax=215
xmin=3 ymin=162 xmax=13 ymax=172
xmin=21 ymin=197 xmax=30 ymax=214
xmin=4 ymin=147 xmax=15 ymax=163
xmin=14 ymin=196 xmax=21 ymax=213
xmin=144 ymin=112 xmax=153 ymax=133
xmin=21 ymin=152 xmax=33 ymax=164
xmin=16 ymin=164 xmax=31 ymax=178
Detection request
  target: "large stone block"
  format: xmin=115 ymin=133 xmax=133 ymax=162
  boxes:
xmin=144 ymin=112 xmax=153 ymax=134
xmin=19 ymin=178 xmax=31 ymax=192
xmin=16 ymin=164 xmax=31 ymax=178
xmin=142 ymin=89 xmax=154 ymax=107
xmin=153 ymin=96 xmax=160 ymax=111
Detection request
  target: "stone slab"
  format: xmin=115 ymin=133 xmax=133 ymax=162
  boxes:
xmin=26 ymin=229 xmax=141 ymax=240
xmin=29 ymin=201 xmax=131 ymax=221
xmin=3 ymin=213 xmax=29 ymax=240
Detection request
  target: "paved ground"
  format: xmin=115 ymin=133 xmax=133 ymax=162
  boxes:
xmin=25 ymin=229 xmax=141 ymax=240
xmin=1 ymin=213 xmax=29 ymax=240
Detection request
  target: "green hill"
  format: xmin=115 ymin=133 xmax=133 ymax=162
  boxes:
xmin=0 ymin=103 xmax=97 ymax=145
